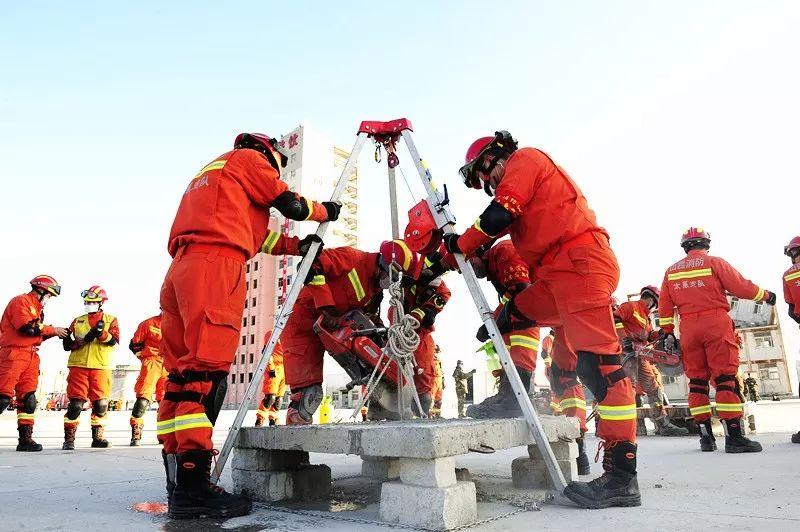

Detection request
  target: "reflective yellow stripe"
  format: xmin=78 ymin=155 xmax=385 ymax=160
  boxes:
xmin=424 ymin=257 xmax=433 ymax=268
xmin=348 ymin=269 xmax=366 ymax=301
xmin=753 ymin=287 xmax=764 ymax=301
xmin=148 ymin=326 xmax=161 ymax=335
xmin=785 ymin=271 xmax=800 ymax=282
xmin=615 ymin=322 xmax=625 ymax=330
xmin=659 ymin=316 xmax=674 ymax=326
xmin=689 ymin=404 xmax=712 ymax=416
xmin=309 ymin=275 xmax=326 ymax=286
xmin=411 ymin=308 xmax=426 ymax=320
xmin=392 ymin=240 xmax=413 ymax=271
xmin=558 ymin=397 xmax=587 ymax=410
xmin=194 ymin=159 xmax=226 ymax=178
xmin=633 ymin=311 xmax=648 ymax=327
xmin=64 ymin=419 xmax=80 ymax=425
xmin=667 ymin=268 xmax=712 ymax=281
xmin=715 ymin=402 xmax=743 ymax=413
xmin=17 ymin=413 xmax=35 ymax=420
xmin=597 ymin=404 xmax=637 ymax=420
xmin=90 ymin=418 xmax=107 ymax=426
xmin=260 ymin=230 xmax=281 ymax=254
xmin=500 ymin=295 xmax=509 ymax=305
xmin=509 ymin=335 xmax=539 ymax=351
xmin=472 ymin=219 xmax=490 ymax=236
xmin=302 ymin=197 xmax=314 ymax=220
xmin=156 ymin=413 xmax=212 ymax=436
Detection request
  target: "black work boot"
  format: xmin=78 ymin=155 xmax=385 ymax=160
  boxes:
xmin=722 ymin=418 xmax=762 ymax=453
xmin=130 ymin=423 xmax=142 ymax=446
xmin=268 ymin=418 xmax=277 ymax=426
xmin=163 ymin=450 xmax=176 ymax=498
xmin=563 ymin=441 xmax=641 ymax=509
xmin=62 ymin=424 xmax=77 ymax=450
xmin=466 ymin=368 xmax=531 ymax=419
xmin=168 ymin=450 xmax=252 ymax=519
xmin=91 ymin=425 xmax=111 ymax=448
xmin=791 ymin=431 xmax=800 ymax=444
xmin=698 ymin=419 xmax=717 ymax=451
xmin=576 ymin=437 xmax=590 ymax=475
xmin=254 ymin=415 xmax=265 ymax=428
xmin=654 ymin=415 xmax=690 ymax=436
xmin=16 ymin=425 xmax=43 ymax=452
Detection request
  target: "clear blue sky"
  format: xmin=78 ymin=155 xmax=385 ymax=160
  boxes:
xmin=2 ymin=2 xmax=798 ymax=388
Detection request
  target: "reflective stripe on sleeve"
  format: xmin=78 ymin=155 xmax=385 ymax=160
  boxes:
xmin=348 ymin=269 xmax=366 ymax=301
xmin=667 ymin=268 xmax=712 ymax=281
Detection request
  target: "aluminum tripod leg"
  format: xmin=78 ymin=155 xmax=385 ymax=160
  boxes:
xmin=211 ymin=133 xmax=369 ymax=483
xmin=400 ymin=130 xmax=569 ymax=492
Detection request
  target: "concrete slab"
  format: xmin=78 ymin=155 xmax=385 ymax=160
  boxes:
xmin=380 ymin=480 xmax=477 ymax=529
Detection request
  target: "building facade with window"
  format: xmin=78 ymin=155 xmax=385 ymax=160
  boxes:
xmin=661 ymin=297 xmax=792 ymax=400
xmin=223 ymin=124 xmax=359 ymax=408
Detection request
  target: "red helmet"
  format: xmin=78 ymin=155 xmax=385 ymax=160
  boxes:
xmin=379 ymin=240 xmax=419 ymax=277
xmin=680 ymin=227 xmax=711 ymax=249
xmin=30 ymin=275 xmax=61 ymax=296
xmin=81 ymin=285 xmax=108 ymax=303
xmin=784 ymin=236 xmax=800 ymax=257
xmin=458 ymin=131 xmax=518 ymax=190
xmin=640 ymin=285 xmax=660 ymax=301
xmin=234 ymin=133 xmax=289 ymax=171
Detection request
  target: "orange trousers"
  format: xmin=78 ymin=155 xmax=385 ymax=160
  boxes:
xmin=134 ymin=357 xmax=168 ymax=401
xmin=413 ymin=333 xmax=436 ymax=395
xmin=514 ymin=238 xmax=635 ymax=443
xmin=549 ymin=328 xmax=587 ymax=432
xmin=257 ymin=364 xmax=286 ymax=424
xmin=502 ymin=327 xmax=538 ymax=373
xmin=157 ymin=245 xmax=246 ymax=453
xmin=65 ymin=367 xmax=112 ymax=429
xmin=0 ymin=347 xmax=39 ymax=427
xmin=282 ymin=302 xmax=326 ymax=390
xmin=681 ymin=309 xmax=742 ymax=421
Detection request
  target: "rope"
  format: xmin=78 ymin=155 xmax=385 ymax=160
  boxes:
xmin=384 ymin=271 xmax=420 ymax=361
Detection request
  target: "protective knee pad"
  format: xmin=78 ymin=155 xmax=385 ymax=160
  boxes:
xmin=132 ymin=397 xmax=151 ymax=418
xmin=688 ymin=378 xmax=710 ymax=396
xmin=202 ymin=374 xmax=228 ymax=425
xmin=21 ymin=392 xmax=38 ymax=414
xmin=261 ymin=394 xmax=276 ymax=411
xmin=576 ymin=351 xmax=608 ymax=402
xmin=288 ymin=384 xmax=323 ymax=423
xmin=66 ymin=399 xmax=85 ymax=420
xmin=0 ymin=394 xmax=11 ymax=413
xmin=92 ymin=399 xmax=109 ymax=417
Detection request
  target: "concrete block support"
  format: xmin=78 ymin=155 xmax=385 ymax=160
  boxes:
xmin=380 ymin=480 xmax=477 ymax=530
xmin=515 ymin=441 xmax=578 ymax=488
xmin=399 ymin=457 xmax=456 ymax=488
xmin=360 ymin=456 xmax=401 ymax=480
xmin=231 ymin=448 xmax=329 ymax=502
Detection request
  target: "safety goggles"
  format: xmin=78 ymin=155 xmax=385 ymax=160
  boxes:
xmin=47 ymin=284 xmax=62 ymax=296
xmin=81 ymin=290 xmax=103 ymax=301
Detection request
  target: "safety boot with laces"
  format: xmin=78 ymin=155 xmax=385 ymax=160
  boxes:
xmin=16 ymin=425 xmax=43 ymax=452
xmin=254 ymin=415 xmax=265 ymax=428
xmin=722 ymin=418 xmax=762 ymax=453
xmin=62 ymin=424 xmax=77 ymax=450
xmin=168 ymin=450 xmax=252 ymax=519
xmin=791 ymin=431 xmax=800 ymax=444
xmin=91 ymin=425 xmax=111 ymax=448
xmin=654 ymin=415 xmax=689 ymax=436
xmin=698 ymin=419 xmax=717 ymax=451
xmin=130 ymin=423 xmax=143 ymax=446
xmin=466 ymin=368 xmax=531 ymax=419
xmin=563 ymin=441 xmax=641 ymax=509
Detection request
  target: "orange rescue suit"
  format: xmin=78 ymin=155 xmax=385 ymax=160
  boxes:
xmin=614 ymin=300 xmax=663 ymax=404
xmin=658 ymin=249 xmax=771 ymax=422
xmin=0 ymin=292 xmax=57 ymax=427
xmin=283 ymin=247 xmax=383 ymax=390
xmin=456 ymin=147 xmax=631 ymax=443
xmin=131 ymin=315 xmax=167 ymax=402
xmin=257 ymin=334 xmax=286 ymax=425
xmin=783 ymin=263 xmax=800 ymax=322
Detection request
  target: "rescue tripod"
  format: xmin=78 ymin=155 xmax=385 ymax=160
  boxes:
xmin=213 ymin=119 xmax=568 ymax=495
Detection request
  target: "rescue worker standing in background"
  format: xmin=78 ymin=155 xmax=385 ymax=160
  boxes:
xmin=658 ymin=228 xmax=775 ymax=453
xmin=282 ymin=240 xmax=417 ymax=425
xmin=62 ymin=286 xmax=120 ymax=450
xmin=158 ymin=133 xmax=339 ymax=519
xmin=780 ymin=236 xmax=800 ymax=444
xmin=430 ymin=346 xmax=444 ymax=418
xmin=615 ymin=286 xmax=688 ymax=436
xmin=444 ymin=131 xmax=639 ymax=508
xmin=452 ymin=360 xmax=474 ymax=418
xmin=0 ymin=276 xmax=68 ymax=452
xmin=540 ymin=330 xmax=561 ymax=414
xmin=255 ymin=330 xmax=286 ymax=427
xmin=129 ymin=313 xmax=166 ymax=446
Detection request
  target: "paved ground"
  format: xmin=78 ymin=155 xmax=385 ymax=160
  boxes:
xmin=2 ymin=401 xmax=799 ymax=531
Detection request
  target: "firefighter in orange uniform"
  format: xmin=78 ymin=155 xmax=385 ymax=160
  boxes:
xmin=282 ymin=240 xmax=417 ymax=425
xmin=129 ymin=313 xmax=166 ymax=446
xmin=540 ymin=330 xmax=562 ymax=414
xmin=443 ymin=132 xmax=638 ymax=508
xmin=615 ymin=287 xmax=688 ymax=436
xmin=781 ymin=236 xmax=800 ymax=444
xmin=658 ymin=228 xmax=774 ymax=453
xmin=430 ymin=346 xmax=444 ymax=418
xmin=255 ymin=330 xmax=286 ymax=427
xmin=0 ymin=276 xmax=68 ymax=452
xmin=400 ymin=277 xmax=450 ymax=417
xmin=61 ymin=286 xmax=120 ymax=450
xmin=158 ymin=133 xmax=339 ymax=519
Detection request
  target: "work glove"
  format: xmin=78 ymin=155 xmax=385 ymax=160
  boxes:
xmin=442 ymin=233 xmax=462 ymax=254
xmin=268 ymin=369 xmax=277 ymax=378
xmin=412 ymin=307 xmax=437 ymax=328
xmin=322 ymin=201 xmax=342 ymax=222
xmin=298 ymin=234 xmax=323 ymax=259
xmin=320 ymin=310 xmax=341 ymax=330
xmin=764 ymin=290 xmax=777 ymax=306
